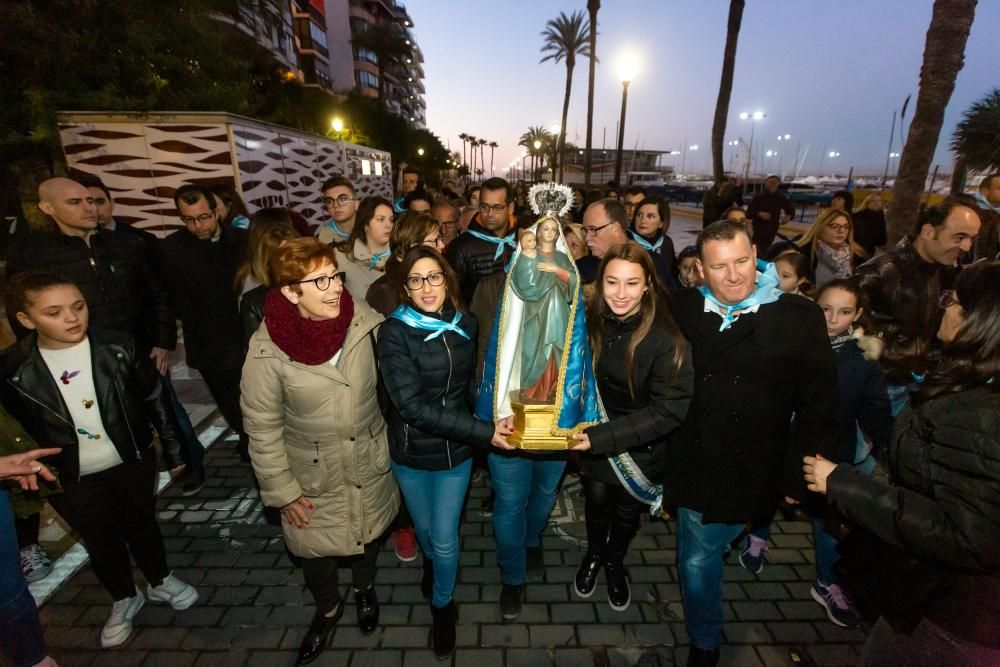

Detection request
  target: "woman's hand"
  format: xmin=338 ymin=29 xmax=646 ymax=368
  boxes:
xmin=281 ymin=496 xmax=314 ymax=528
xmin=491 ymin=416 xmax=515 ymax=450
xmin=0 ymin=448 xmax=61 ymax=491
xmin=803 ymin=455 xmax=837 ymax=494
xmin=570 ymin=432 xmax=591 ymax=451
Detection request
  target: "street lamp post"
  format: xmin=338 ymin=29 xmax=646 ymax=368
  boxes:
xmin=613 ymin=53 xmax=639 ymax=188
xmin=739 ymin=111 xmax=766 ymax=179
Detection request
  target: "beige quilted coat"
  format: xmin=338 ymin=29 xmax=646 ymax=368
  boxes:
xmin=240 ymin=301 xmax=399 ymax=558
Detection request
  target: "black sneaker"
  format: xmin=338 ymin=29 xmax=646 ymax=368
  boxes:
xmin=526 ymin=546 xmax=544 ymax=582
xmin=686 ymin=646 xmax=720 ymax=667
xmin=479 ymin=491 xmax=495 ymax=517
xmin=499 ymin=583 xmax=524 ymax=620
xmin=573 ymin=551 xmax=602 ymax=598
xmin=605 ymin=560 xmax=631 ymax=612
xmin=181 ymin=469 xmax=206 ymax=497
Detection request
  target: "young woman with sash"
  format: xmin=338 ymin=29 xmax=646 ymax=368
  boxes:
xmin=570 ymin=242 xmax=694 ymax=612
xmin=377 ymin=246 xmax=512 ymax=659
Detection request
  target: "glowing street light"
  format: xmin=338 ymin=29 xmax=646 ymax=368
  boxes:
xmin=533 ymin=140 xmax=542 ymax=150
xmin=765 ymin=150 xmax=776 ymax=157
xmin=417 ymin=148 xmax=425 ymax=156
xmin=331 ymin=117 xmax=344 ymax=133
xmin=614 ymin=50 xmax=641 ymax=186
xmin=828 ymin=151 xmax=841 ymax=158
xmin=777 ymin=134 xmax=791 ymax=141
xmin=889 ymin=152 xmax=900 ymax=158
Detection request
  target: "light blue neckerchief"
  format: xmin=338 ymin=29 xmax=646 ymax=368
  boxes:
xmin=389 ymin=305 xmax=470 ymax=342
xmin=975 ymin=192 xmax=1000 ymax=214
xmin=369 ymin=247 xmax=390 ymax=270
xmin=698 ymin=260 xmax=783 ymax=331
xmin=465 ymin=229 xmax=516 ymax=260
xmin=231 ymin=214 xmax=250 ymax=230
xmin=326 ymin=220 xmax=350 ymax=240
xmin=629 ymin=229 xmax=663 ymax=253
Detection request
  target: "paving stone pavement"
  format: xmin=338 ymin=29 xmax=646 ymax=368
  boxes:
xmin=34 ymin=426 xmax=866 ymax=667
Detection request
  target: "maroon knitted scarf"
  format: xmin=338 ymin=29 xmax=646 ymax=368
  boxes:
xmin=263 ymin=288 xmax=355 ymax=365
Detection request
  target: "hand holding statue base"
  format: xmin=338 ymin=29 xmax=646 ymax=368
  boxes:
xmin=507 ymin=397 xmax=575 ymax=450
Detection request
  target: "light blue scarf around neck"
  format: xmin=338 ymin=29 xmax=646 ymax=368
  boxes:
xmin=326 ymin=219 xmax=350 ymax=239
xmin=975 ymin=192 xmax=1000 ymax=214
xmin=629 ymin=229 xmax=663 ymax=253
xmin=389 ymin=305 xmax=470 ymax=342
xmin=698 ymin=260 xmax=783 ymax=331
xmin=369 ymin=247 xmax=390 ymax=270
xmin=465 ymin=229 xmax=517 ymax=260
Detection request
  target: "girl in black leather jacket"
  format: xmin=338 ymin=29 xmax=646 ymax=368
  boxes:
xmin=570 ymin=242 xmax=694 ymax=612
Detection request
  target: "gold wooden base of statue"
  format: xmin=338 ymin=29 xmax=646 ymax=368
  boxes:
xmin=508 ymin=396 xmax=574 ymax=450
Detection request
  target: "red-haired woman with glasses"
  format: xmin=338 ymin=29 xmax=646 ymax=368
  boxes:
xmin=241 ymin=237 xmax=399 ymax=664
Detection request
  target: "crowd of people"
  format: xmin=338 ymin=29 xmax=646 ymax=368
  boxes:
xmin=0 ymin=166 xmax=998 ymax=667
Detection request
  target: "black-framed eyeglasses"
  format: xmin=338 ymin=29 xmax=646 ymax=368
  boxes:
xmin=180 ymin=213 xmax=216 ymax=225
xmin=479 ymin=203 xmax=508 ymax=215
xmin=582 ymin=221 xmax=613 ymax=236
xmin=290 ymin=272 xmax=345 ymax=291
xmin=825 ymin=222 xmax=851 ymax=233
xmin=406 ymin=271 xmax=446 ymax=291
xmin=938 ymin=290 xmax=957 ymax=309
xmin=322 ymin=195 xmax=358 ymax=208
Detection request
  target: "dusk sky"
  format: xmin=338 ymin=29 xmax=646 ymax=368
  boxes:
xmin=409 ymin=0 xmax=997 ymax=177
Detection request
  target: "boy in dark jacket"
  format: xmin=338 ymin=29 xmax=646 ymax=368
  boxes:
xmin=0 ymin=272 xmax=198 ymax=649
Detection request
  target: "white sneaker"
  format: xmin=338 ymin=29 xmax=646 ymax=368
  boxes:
xmin=146 ymin=573 xmax=198 ymax=610
xmin=20 ymin=544 xmax=53 ymax=583
xmin=101 ymin=590 xmax=145 ymax=648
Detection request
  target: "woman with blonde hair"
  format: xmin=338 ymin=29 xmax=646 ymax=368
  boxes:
xmin=366 ymin=211 xmax=443 ymax=315
xmin=562 ymin=222 xmax=588 ymax=261
xmin=793 ymin=208 xmax=867 ymax=284
xmin=235 ymin=208 xmax=300 ymax=347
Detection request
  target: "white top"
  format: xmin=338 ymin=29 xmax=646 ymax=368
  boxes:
xmin=39 ymin=339 xmax=123 ymax=476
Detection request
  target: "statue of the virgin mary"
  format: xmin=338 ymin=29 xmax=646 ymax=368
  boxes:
xmin=475 ymin=183 xmax=605 ymax=449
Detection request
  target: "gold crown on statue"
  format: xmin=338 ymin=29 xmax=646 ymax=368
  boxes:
xmin=529 ymin=183 xmax=574 ymax=217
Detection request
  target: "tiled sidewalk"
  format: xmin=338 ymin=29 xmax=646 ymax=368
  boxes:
xmin=36 ymin=424 xmax=866 ymax=667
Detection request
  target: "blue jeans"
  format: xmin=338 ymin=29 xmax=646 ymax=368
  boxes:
xmin=0 ymin=491 xmax=46 ymax=666
xmin=677 ymin=507 xmax=746 ymax=650
xmin=162 ymin=371 xmax=204 ymax=473
xmin=391 ymin=459 xmax=471 ymax=607
xmin=489 ymin=452 xmax=566 ymax=586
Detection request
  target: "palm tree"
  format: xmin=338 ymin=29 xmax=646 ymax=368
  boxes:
xmin=489 ymin=141 xmax=499 ymax=177
xmin=467 ymin=135 xmax=478 ymax=177
xmin=886 ymin=0 xmax=977 ymax=243
xmin=540 ymin=11 xmax=590 ymax=182
xmin=478 ymin=138 xmax=488 ymax=181
xmin=710 ymin=0 xmax=745 ymax=184
xmin=950 ymin=88 xmax=1000 ymax=191
xmin=584 ymin=0 xmax=600 ymax=187
xmin=350 ymin=21 xmax=412 ymax=109
xmin=519 ymin=126 xmax=554 ymax=181
xmin=459 ymin=132 xmax=469 ymax=170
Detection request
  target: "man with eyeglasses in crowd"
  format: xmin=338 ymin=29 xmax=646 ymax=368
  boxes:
xmin=159 ymin=184 xmax=251 ymax=460
xmin=445 ymin=177 xmax=516 ymax=307
xmin=577 ymin=198 xmax=630 ymax=285
xmin=431 ymin=200 xmax=461 ymax=250
xmin=317 ymin=176 xmax=358 ymax=246
xmin=855 ymin=194 xmax=981 ymax=415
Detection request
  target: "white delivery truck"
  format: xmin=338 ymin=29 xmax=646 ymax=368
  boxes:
xmin=57 ymin=111 xmax=392 ymax=234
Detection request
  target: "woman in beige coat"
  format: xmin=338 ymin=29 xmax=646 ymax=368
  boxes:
xmin=241 ymin=237 xmax=398 ymax=666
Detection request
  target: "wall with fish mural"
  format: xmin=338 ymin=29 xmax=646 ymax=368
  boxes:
xmin=57 ymin=112 xmax=393 ymax=235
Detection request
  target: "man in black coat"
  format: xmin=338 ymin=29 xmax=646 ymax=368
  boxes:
xmin=665 ymin=220 xmax=837 ymax=665
xmin=80 ymin=176 xmax=207 ymax=494
xmin=159 ymin=184 xmax=249 ymax=457
xmin=444 ymin=177 xmax=516 ymax=307
xmin=746 ymin=175 xmax=794 ymax=252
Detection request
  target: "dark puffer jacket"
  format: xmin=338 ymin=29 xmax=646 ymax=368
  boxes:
xmin=854 ymin=242 xmax=957 ymax=385
xmin=582 ymin=312 xmax=693 ymax=485
xmin=827 ymin=386 xmax=1000 ymax=647
xmin=0 ymin=329 xmax=182 ymax=482
xmin=444 ymin=217 xmax=514 ymax=306
xmin=377 ymin=309 xmax=493 ymax=470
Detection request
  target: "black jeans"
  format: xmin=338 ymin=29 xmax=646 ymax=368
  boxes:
xmin=47 ymin=456 xmax=169 ymax=601
xmin=300 ymin=538 xmax=382 ymax=614
xmin=581 ymin=475 xmax=646 ymax=565
xmin=199 ymin=367 xmax=248 ymax=446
